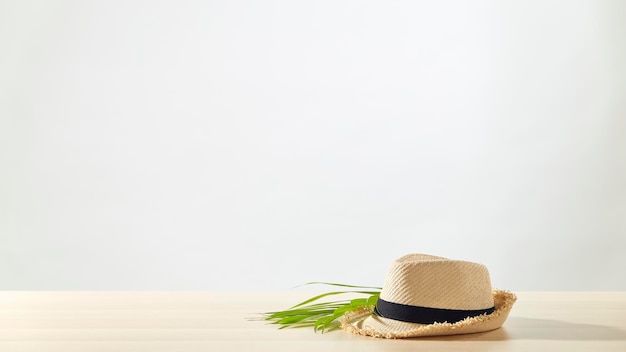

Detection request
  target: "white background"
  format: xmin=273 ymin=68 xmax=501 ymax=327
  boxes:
xmin=1 ymin=0 xmax=625 ymax=291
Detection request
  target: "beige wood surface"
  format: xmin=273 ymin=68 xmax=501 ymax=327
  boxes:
xmin=0 ymin=291 xmax=625 ymax=351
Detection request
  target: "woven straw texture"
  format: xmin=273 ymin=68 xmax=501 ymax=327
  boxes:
xmin=342 ymin=254 xmax=517 ymax=338
xmin=380 ymin=254 xmax=495 ymax=310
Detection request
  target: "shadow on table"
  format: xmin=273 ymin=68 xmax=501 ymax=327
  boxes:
xmin=412 ymin=317 xmax=626 ymax=341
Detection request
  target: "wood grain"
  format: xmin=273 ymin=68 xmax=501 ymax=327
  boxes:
xmin=0 ymin=292 xmax=624 ymax=351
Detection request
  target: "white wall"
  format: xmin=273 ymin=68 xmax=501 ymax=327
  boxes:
xmin=1 ymin=0 xmax=624 ymax=291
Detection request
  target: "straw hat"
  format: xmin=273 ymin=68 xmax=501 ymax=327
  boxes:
xmin=342 ymin=254 xmax=516 ymax=338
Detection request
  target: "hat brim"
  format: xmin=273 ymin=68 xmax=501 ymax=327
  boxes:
xmin=342 ymin=289 xmax=516 ymax=338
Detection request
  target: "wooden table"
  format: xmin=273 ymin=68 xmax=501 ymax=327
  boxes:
xmin=0 ymin=291 xmax=624 ymax=351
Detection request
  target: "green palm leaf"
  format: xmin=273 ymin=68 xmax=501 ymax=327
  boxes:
xmin=260 ymin=282 xmax=381 ymax=333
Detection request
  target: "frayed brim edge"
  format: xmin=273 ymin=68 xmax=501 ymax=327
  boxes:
xmin=341 ymin=289 xmax=517 ymax=339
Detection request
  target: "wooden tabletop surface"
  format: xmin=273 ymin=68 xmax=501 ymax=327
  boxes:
xmin=0 ymin=291 xmax=625 ymax=351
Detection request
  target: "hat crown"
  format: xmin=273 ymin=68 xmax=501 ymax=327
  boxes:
xmin=380 ymin=254 xmax=494 ymax=310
